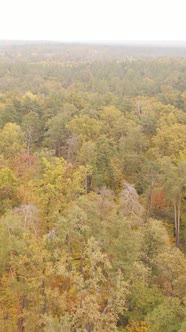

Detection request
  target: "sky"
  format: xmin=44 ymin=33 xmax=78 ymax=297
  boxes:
xmin=0 ymin=0 xmax=185 ymax=42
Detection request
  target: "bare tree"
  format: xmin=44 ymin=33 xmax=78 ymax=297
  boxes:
xmin=119 ymin=182 xmax=144 ymax=222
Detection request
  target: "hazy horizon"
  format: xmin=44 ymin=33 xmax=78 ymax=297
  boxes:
xmin=0 ymin=0 xmax=185 ymax=42
xmin=0 ymin=40 xmax=186 ymax=47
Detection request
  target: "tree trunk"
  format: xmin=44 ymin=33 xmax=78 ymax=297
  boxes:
xmin=17 ymin=295 xmax=25 ymax=332
xmin=177 ymin=199 xmax=181 ymax=248
xmin=145 ymin=179 xmax=154 ymax=222
xmin=174 ymin=199 xmax=181 ymax=248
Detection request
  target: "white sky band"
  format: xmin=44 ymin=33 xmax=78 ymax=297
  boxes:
xmin=0 ymin=0 xmax=185 ymax=41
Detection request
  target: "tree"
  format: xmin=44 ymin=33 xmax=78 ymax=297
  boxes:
xmin=119 ymin=182 xmax=144 ymax=223
xmin=0 ymin=211 xmax=49 ymax=331
xmin=33 ymin=157 xmax=87 ymax=231
xmin=99 ymin=105 xmax=122 ymax=137
xmin=0 ymin=123 xmax=24 ymax=160
xmin=21 ymin=111 xmax=43 ymax=155
xmin=44 ymin=112 xmax=71 ymax=157
xmin=146 ymin=297 xmax=185 ymax=332
xmin=142 ymin=219 xmax=170 ymax=265
xmin=152 ymin=247 xmax=186 ymax=297
xmin=67 ymin=115 xmax=101 ymax=143
xmin=0 ymin=167 xmax=19 ymax=213
xmin=93 ymin=136 xmax=118 ymax=190
xmin=67 ymin=237 xmax=128 ymax=332
xmin=119 ymin=124 xmax=149 ymax=183
xmin=151 ymin=123 xmax=186 ymax=161
xmin=160 ymin=158 xmax=186 ymax=247
xmin=126 ymin=321 xmax=148 ymax=332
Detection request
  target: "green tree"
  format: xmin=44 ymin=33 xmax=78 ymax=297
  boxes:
xmin=45 ymin=112 xmax=71 ymax=157
xmin=0 ymin=167 xmax=18 ymax=213
xmin=93 ymin=136 xmax=118 ymax=190
xmin=146 ymin=297 xmax=185 ymax=332
xmin=160 ymin=158 xmax=186 ymax=247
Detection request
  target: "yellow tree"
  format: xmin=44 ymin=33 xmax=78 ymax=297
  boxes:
xmin=33 ymin=157 xmax=88 ymax=231
xmin=151 ymin=123 xmax=186 ymax=161
xmin=0 ymin=123 xmax=24 ymax=161
xmin=67 ymin=115 xmax=101 ymax=143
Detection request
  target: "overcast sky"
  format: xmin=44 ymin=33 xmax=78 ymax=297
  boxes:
xmin=0 ymin=0 xmax=185 ymax=42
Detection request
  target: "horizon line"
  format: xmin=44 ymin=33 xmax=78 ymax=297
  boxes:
xmin=0 ymin=39 xmax=186 ymax=46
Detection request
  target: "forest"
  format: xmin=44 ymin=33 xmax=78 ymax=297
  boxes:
xmin=0 ymin=42 xmax=186 ymax=332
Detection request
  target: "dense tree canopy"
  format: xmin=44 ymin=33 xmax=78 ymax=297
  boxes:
xmin=0 ymin=42 xmax=186 ymax=331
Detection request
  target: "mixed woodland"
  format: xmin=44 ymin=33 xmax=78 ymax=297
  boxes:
xmin=0 ymin=42 xmax=186 ymax=331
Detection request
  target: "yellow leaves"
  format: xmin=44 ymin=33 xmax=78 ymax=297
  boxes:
xmin=67 ymin=115 xmax=101 ymax=142
xmin=151 ymin=123 xmax=186 ymax=160
xmin=0 ymin=167 xmax=18 ymax=188
xmin=99 ymin=106 xmax=122 ymax=137
xmin=126 ymin=321 xmax=148 ymax=332
xmin=22 ymin=91 xmax=39 ymax=102
xmin=179 ymin=150 xmax=186 ymax=161
xmin=32 ymin=157 xmax=88 ymax=226
xmin=100 ymin=105 xmax=121 ymax=122
xmin=0 ymin=274 xmax=18 ymax=331
xmin=0 ymin=123 xmax=24 ymax=159
xmin=40 ymin=157 xmax=87 ymax=198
